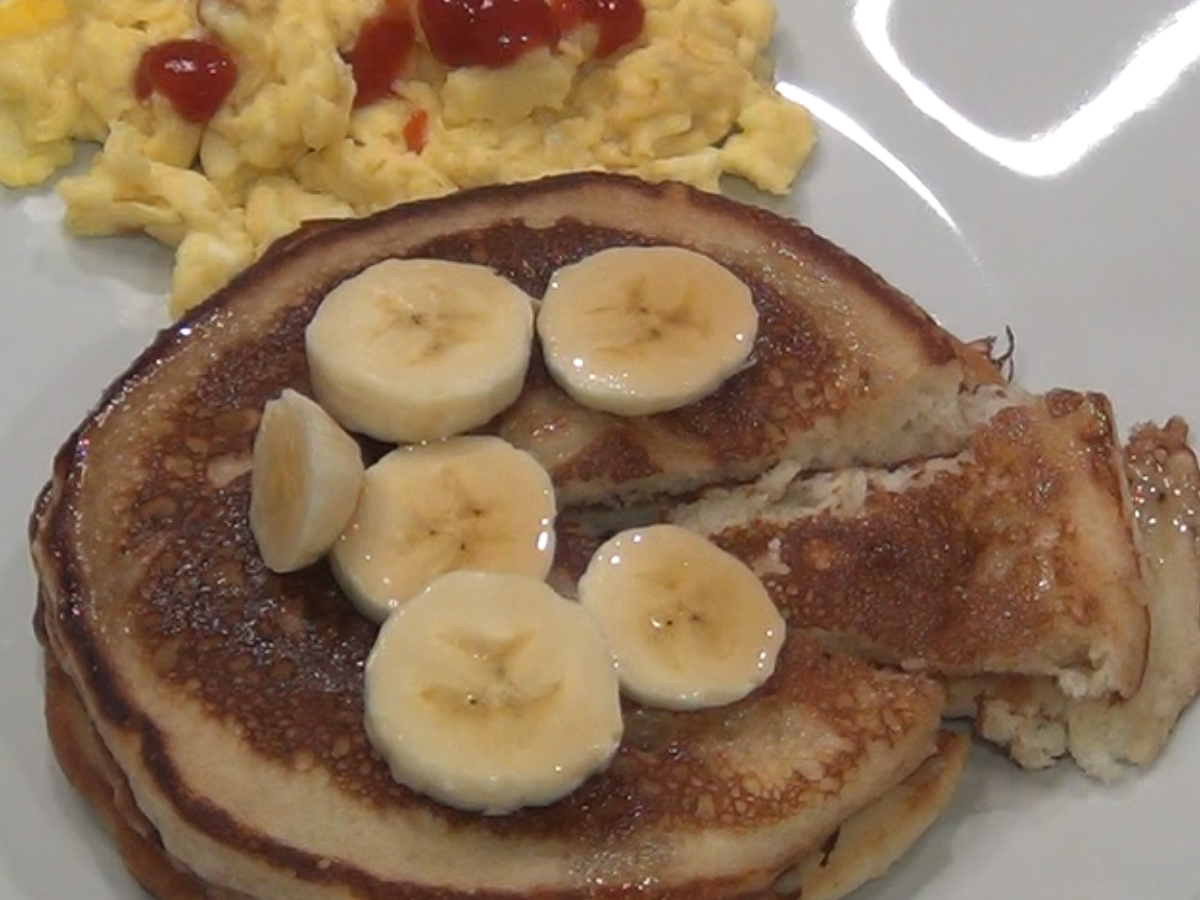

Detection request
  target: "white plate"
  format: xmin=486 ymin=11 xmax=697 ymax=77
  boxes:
xmin=3 ymin=2 xmax=1200 ymax=898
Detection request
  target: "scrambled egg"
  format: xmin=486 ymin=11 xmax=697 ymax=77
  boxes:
xmin=0 ymin=0 xmax=815 ymax=314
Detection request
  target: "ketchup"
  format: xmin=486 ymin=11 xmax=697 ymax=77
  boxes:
xmin=349 ymin=11 xmax=416 ymax=108
xmin=134 ymin=38 xmax=238 ymax=125
xmin=554 ymin=0 xmax=644 ymax=58
xmin=349 ymin=0 xmax=646 ymax=109
xmin=418 ymin=0 xmax=560 ymax=68
xmin=404 ymin=109 xmax=430 ymax=152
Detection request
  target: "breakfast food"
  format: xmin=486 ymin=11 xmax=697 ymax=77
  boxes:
xmin=363 ymin=570 xmax=625 ymax=815
xmin=0 ymin=0 xmax=814 ymax=313
xmin=670 ymin=388 xmax=1200 ymax=778
xmin=537 ymin=246 xmax=759 ymax=415
xmin=249 ymin=388 xmax=366 ymax=573
xmin=487 ymin=186 xmax=1000 ymax=507
xmin=673 ymin=388 xmax=1149 ymax=698
xmin=949 ymin=418 xmax=1200 ymax=779
xmin=770 ymin=731 xmax=970 ymax=900
xmin=31 ymin=172 xmax=1200 ymax=899
xmin=33 ymin=173 xmax=979 ymax=900
xmin=578 ymin=523 xmax=786 ymax=710
xmin=35 ymin=435 xmax=951 ymax=897
xmin=330 ymin=436 xmax=558 ymax=621
xmin=305 ymin=258 xmax=538 ymax=442
xmin=42 ymin=644 xmax=960 ymax=900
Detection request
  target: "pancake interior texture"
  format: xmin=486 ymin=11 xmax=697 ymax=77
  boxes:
xmin=948 ymin=418 xmax=1200 ymax=779
xmin=672 ymin=389 xmax=1151 ymax=703
xmin=31 ymin=174 xmax=998 ymax=900
xmin=668 ymin=388 xmax=1200 ymax=778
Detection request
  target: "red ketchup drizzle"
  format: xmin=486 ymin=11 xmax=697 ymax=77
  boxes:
xmin=418 ymin=0 xmax=560 ymax=68
xmin=349 ymin=11 xmax=416 ymax=108
xmin=554 ymin=0 xmax=644 ymax=57
xmin=404 ymin=109 xmax=430 ymax=152
xmin=134 ymin=38 xmax=238 ymax=124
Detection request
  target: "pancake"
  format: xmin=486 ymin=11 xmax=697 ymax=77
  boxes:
xmin=948 ymin=417 xmax=1200 ymax=778
xmin=671 ymin=389 xmax=1200 ymax=778
xmin=671 ymin=388 xmax=1151 ymax=703
xmin=486 ymin=184 xmax=1002 ymax=506
xmin=770 ymin=731 xmax=969 ymax=900
xmin=42 ymin=644 xmax=968 ymax=900
xmin=31 ymin=173 xmax=977 ymax=900
xmin=35 ymin=532 xmax=946 ymax=900
xmin=91 ymin=172 xmax=999 ymax=511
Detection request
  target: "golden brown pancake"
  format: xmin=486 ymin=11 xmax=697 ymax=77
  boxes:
xmin=81 ymin=172 xmax=999 ymax=509
xmin=32 ymin=174 xmax=977 ymax=900
xmin=669 ymin=389 xmax=1200 ymax=778
xmin=770 ymin=731 xmax=969 ymax=900
xmin=41 ymin=643 xmax=967 ymax=900
xmin=671 ymin=388 xmax=1150 ymax=702
xmin=949 ymin=418 xmax=1200 ymax=778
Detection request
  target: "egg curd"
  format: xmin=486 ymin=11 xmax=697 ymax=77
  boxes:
xmin=0 ymin=0 xmax=815 ymax=314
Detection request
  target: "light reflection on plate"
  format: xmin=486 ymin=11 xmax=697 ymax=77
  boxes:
xmin=853 ymin=0 xmax=1200 ymax=178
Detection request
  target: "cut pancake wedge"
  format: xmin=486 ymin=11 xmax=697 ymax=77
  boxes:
xmin=950 ymin=418 xmax=1200 ymax=779
xmin=672 ymin=389 xmax=1151 ymax=701
xmin=673 ymin=389 xmax=1200 ymax=778
xmin=31 ymin=173 xmax=988 ymax=900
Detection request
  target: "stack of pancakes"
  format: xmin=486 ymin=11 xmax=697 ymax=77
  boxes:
xmin=31 ymin=174 xmax=1200 ymax=900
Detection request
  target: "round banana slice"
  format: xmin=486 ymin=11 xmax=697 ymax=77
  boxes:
xmin=331 ymin=435 xmax=557 ymax=622
xmin=306 ymin=258 xmax=536 ymax=443
xmin=578 ymin=523 xmax=786 ymax=710
xmin=249 ymin=389 xmax=366 ymax=573
xmin=365 ymin=570 xmax=624 ymax=815
xmin=536 ymin=246 xmax=758 ymax=416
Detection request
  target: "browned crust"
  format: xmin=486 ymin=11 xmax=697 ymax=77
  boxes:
xmin=771 ymin=730 xmax=970 ymax=900
xmin=43 ymin=640 xmax=219 ymax=900
xmin=676 ymin=389 xmax=1149 ymax=696
xmin=97 ymin=174 xmax=974 ymax=408
xmin=32 ymin=173 xmax=966 ymax=900
xmin=40 ymin=561 xmax=943 ymax=897
xmin=952 ymin=415 xmax=1200 ymax=777
xmin=46 ymin=174 xmax=995 ymax=506
xmin=243 ymin=174 xmax=971 ymax=371
xmin=43 ymin=639 xmax=964 ymax=900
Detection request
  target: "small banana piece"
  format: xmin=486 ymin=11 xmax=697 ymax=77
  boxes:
xmin=249 ymin=389 xmax=366 ymax=573
xmin=331 ymin=435 xmax=557 ymax=622
xmin=306 ymin=258 xmax=535 ymax=443
xmin=365 ymin=570 xmax=624 ymax=815
xmin=536 ymin=246 xmax=758 ymax=416
xmin=578 ymin=523 xmax=786 ymax=710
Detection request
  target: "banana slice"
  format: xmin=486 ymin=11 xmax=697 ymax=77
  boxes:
xmin=365 ymin=570 xmax=624 ymax=815
xmin=536 ymin=246 xmax=758 ymax=416
xmin=306 ymin=258 xmax=535 ymax=443
xmin=578 ymin=523 xmax=786 ymax=710
xmin=331 ymin=435 xmax=557 ymax=621
xmin=249 ymin=389 xmax=366 ymax=573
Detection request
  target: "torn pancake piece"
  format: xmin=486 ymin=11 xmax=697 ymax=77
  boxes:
xmin=952 ymin=417 xmax=1200 ymax=779
xmin=672 ymin=389 xmax=1153 ymax=706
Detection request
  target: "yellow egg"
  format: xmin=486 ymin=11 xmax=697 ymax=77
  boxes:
xmin=0 ymin=0 xmax=67 ymax=41
xmin=0 ymin=0 xmax=816 ymax=315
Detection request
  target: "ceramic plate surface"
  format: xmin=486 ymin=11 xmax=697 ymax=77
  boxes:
xmin=3 ymin=2 xmax=1199 ymax=898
